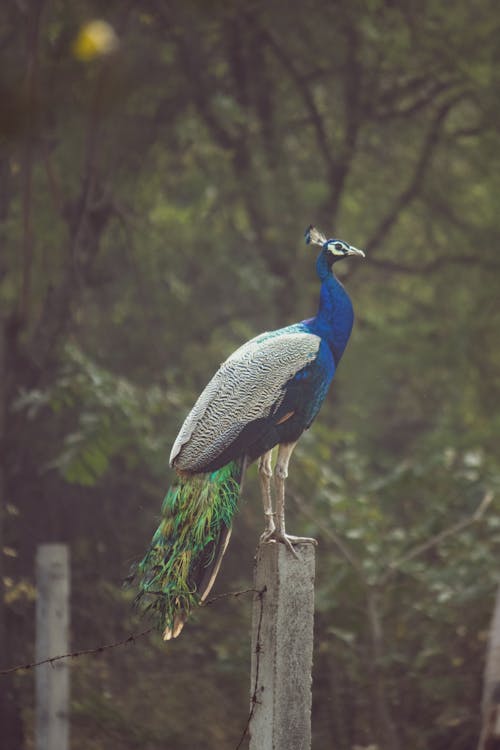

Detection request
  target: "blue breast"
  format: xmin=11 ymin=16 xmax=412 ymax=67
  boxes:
xmin=286 ymin=250 xmax=355 ymax=428
xmin=293 ymin=339 xmax=336 ymax=427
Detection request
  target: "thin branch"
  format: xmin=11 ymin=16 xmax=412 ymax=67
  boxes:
xmin=255 ymin=23 xmax=335 ymax=171
xmin=368 ymin=254 xmax=500 ymax=275
xmin=19 ymin=0 xmax=44 ymax=322
xmin=152 ymin=2 xmax=236 ymax=152
xmin=27 ymin=63 xmax=115 ymax=371
xmin=366 ymin=93 xmax=466 ymax=255
xmin=292 ymin=493 xmax=366 ymax=581
xmin=41 ymin=138 xmax=62 ymax=214
xmin=376 ymin=74 xmax=441 ymax=110
xmin=378 ymin=491 xmax=494 ymax=587
xmin=449 ymin=125 xmax=485 ymax=139
xmin=373 ymin=80 xmax=454 ymax=121
xmin=322 ymin=19 xmax=363 ymax=218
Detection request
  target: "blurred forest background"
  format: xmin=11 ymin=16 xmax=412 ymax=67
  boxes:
xmin=1 ymin=1 xmax=500 ymax=748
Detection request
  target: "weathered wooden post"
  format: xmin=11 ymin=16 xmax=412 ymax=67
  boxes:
xmin=249 ymin=542 xmax=316 ymax=750
xmin=478 ymin=584 xmax=500 ymax=750
xmin=35 ymin=544 xmax=70 ymax=750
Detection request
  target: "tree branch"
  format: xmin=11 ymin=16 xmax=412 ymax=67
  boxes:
xmin=292 ymin=493 xmax=366 ymax=581
xmin=27 ymin=52 xmax=118 ymax=373
xmin=255 ymin=24 xmax=335 ymax=172
xmin=378 ymin=491 xmax=494 ymax=587
xmin=373 ymin=80 xmax=455 ymax=121
xmin=19 ymin=0 xmax=44 ymax=322
xmin=366 ymin=94 xmax=467 ymax=255
xmin=152 ymin=2 xmax=236 ymax=152
xmin=368 ymin=254 xmax=500 ymax=275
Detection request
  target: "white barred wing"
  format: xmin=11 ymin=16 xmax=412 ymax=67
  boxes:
xmin=170 ymin=330 xmax=321 ymax=472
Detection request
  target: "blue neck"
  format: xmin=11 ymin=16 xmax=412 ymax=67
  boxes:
xmin=307 ymin=250 xmax=354 ymax=364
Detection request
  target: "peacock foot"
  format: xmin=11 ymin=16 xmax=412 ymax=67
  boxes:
xmin=260 ymin=529 xmax=318 ymax=559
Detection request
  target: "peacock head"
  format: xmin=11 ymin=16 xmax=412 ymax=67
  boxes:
xmin=305 ymin=224 xmax=365 ymax=265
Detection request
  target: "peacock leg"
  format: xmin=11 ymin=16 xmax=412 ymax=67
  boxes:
xmin=272 ymin=441 xmax=318 ymax=557
xmin=258 ymin=449 xmax=275 ymax=538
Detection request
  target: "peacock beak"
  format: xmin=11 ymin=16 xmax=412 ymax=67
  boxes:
xmin=346 ymin=246 xmax=366 ymax=258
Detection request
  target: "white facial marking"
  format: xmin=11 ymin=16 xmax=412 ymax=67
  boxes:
xmin=328 ymin=240 xmax=348 ymax=256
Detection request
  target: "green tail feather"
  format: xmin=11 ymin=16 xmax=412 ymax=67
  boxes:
xmin=135 ymin=459 xmax=243 ymax=635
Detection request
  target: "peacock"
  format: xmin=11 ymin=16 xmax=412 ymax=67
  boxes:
xmin=135 ymin=225 xmax=365 ymax=639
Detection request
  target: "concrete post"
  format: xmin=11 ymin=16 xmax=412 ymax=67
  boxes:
xmin=249 ymin=542 xmax=316 ymax=750
xmin=35 ymin=544 xmax=70 ymax=750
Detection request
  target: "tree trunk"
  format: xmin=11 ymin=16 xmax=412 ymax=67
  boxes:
xmin=0 ymin=320 xmax=24 ymax=748
xmin=366 ymin=588 xmax=400 ymax=750
xmin=478 ymin=585 xmax=500 ymax=750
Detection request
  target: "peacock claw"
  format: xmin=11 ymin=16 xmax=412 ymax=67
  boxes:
xmin=260 ymin=528 xmax=275 ymax=544
xmin=260 ymin=529 xmax=318 ymax=558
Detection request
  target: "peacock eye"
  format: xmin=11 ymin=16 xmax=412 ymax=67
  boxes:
xmin=334 ymin=243 xmax=344 ymax=252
